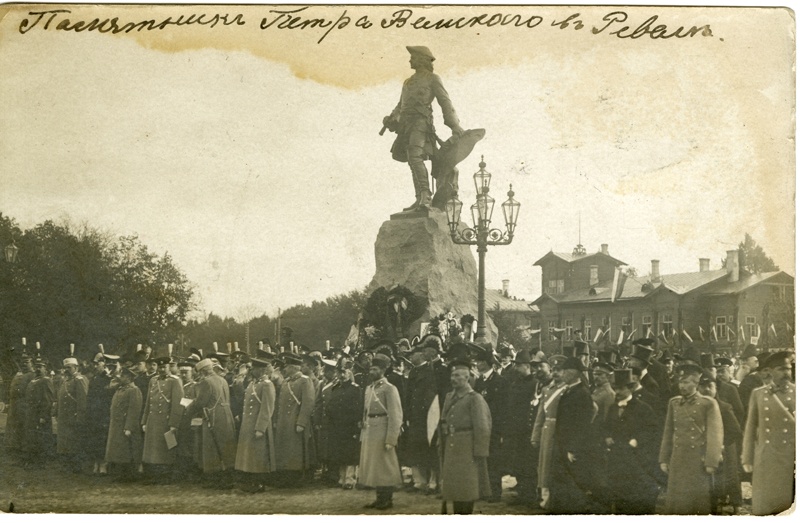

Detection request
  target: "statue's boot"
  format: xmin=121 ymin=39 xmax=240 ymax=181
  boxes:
xmin=410 ymin=161 xmax=432 ymax=210
xmin=403 ymin=194 xmax=420 ymax=212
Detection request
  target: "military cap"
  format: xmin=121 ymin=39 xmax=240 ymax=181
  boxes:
xmin=177 ymin=359 xmax=196 ymax=369
xmin=63 ymin=357 xmax=79 ymax=367
xmin=372 ymin=353 xmax=392 ymax=371
xmin=471 ymin=344 xmax=499 ymax=365
xmin=714 ymin=357 xmax=733 ymax=368
xmin=676 ymin=363 xmax=704 ymax=377
xmin=212 ymin=351 xmax=231 ymax=362
xmin=33 ymin=358 xmax=47 ymax=367
xmin=633 ymin=338 xmax=656 ymax=349
xmin=93 ymin=352 xmax=106 ymax=363
xmin=561 ymin=356 xmax=588 ymax=372
xmin=762 ymin=351 xmax=793 ymax=369
xmin=250 ymin=357 xmax=271 ymax=368
xmin=612 ymin=368 xmax=635 ymax=388
xmin=531 ymin=351 xmax=546 ymax=364
xmin=282 ymin=353 xmax=303 ymax=366
xmin=132 ymin=349 xmax=148 ymax=363
xmin=740 ymin=343 xmax=759 ymax=360
xmin=659 ymin=349 xmax=674 ymax=363
xmin=187 ymin=352 xmax=202 ymax=363
xmin=548 ymin=354 xmax=568 ymax=368
xmin=302 ymin=353 xmax=322 ymax=367
xmin=120 ymin=366 xmax=137 ymax=380
xmin=448 ymin=357 xmax=473 ymax=370
xmin=321 ymin=358 xmax=338 ymax=370
xmin=446 ymin=342 xmax=477 ymax=362
xmin=406 ymin=45 xmax=435 ymax=61
xmin=593 ymin=360 xmax=616 ymax=373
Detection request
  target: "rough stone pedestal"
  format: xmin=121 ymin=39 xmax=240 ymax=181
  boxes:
xmin=369 ymin=208 xmax=497 ymax=344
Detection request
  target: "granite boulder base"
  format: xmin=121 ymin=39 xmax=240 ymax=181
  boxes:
xmin=369 ymin=209 xmax=497 ymax=343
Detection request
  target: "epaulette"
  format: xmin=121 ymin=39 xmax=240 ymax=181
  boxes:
xmin=669 ymin=395 xmax=682 ymax=403
xmin=752 ymin=384 xmax=769 ymax=394
xmin=167 ymin=374 xmax=178 ymax=379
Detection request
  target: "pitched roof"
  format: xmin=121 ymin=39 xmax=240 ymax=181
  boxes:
xmin=485 ymin=289 xmax=538 ymax=313
xmin=702 ymin=271 xmax=793 ymax=295
xmin=657 ymin=269 xmax=728 ymax=294
xmin=533 ymin=249 xmax=627 ymax=267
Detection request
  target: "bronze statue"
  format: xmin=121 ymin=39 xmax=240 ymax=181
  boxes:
xmin=382 ymin=46 xmax=483 ymax=213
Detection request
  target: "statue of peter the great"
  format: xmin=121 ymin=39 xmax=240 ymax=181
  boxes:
xmin=382 ymin=46 xmax=465 ymax=212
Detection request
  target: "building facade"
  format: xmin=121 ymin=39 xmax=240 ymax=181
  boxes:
xmin=532 ymin=244 xmax=794 ymax=355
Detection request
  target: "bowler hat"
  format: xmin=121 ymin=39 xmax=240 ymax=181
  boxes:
xmin=513 ymin=350 xmax=533 ymax=364
xmin=631 ymin=344 xmax=654 ymax=364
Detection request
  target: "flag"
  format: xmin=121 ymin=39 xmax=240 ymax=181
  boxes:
xmin=770 ymin=323 xmax=778 ymax=337
xmin=660 ymin=330 xmax=667 ymax=342
xmin=727 ymin=326 xmax=737 ymax=339
xmin=786 ymin=322 xmax=793 ymax=333
xmin=682 ymin=329 xmax=693 ymax=343
xmin=646 ymin=326 xmax=654 ymax=338
xmin=528 ymin=328 xmax=541 ymax=335
xmin=712 ymin=327 xmax=718 ymax=342
xmin=672 ymin=328 xmax=678 ymax=338
xmin=426 ymin=396 xmax=440 ymax=444
xmin=756 ymin=324 xmax=761 ymax=343
xmin=610 ymin=267 xmax=620 ymax=303
xmin=627 ymin=329 xmax=637 ymax=340
xmin=617 ymin=330 xmax=624 ymax=345
xmin=739 ymin=325 xmax=746 ymax=341
xmin=698 ymin=326 xmax=705 ymax=341
xmin=594 ymin=328 xmax=603 ymax=342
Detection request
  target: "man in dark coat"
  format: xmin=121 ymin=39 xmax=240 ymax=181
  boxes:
xmin=402 ymin=341 xmax=440 ymax=493
xmin=737 ymin=345 xmax=764 ymax=421
xmin=699 ymin=354 xmax=744 ymax=425
xmin=24 ymin=358 xmax=55 ymax=467
xmin=628 ymin=339 xmax=670 ymax=415
xmin=603 ymin=368 xmax=661 ymax=514
xmin=56 ymin=356 xmax=90 ymax=473
xmin=85 ymin=352 xmax=116 ymax=475
xmin=548 ymin=357 xmax=598 ymax=514
xmin=6 ymin=354 xmax=34 ymax=459
xmin=472 ymin=344 xmax=509 ymax=502
xmin=140 ymin=351 xmax=184 ymax=483
xmin=105 ymin=367 xmax=143 ymax=482
xmin=503 ymin=349 xmax=539 ymax=507
xmin=273 ymin=353 xmax=316 ymax=487
xmin=323 ymin=362 xmax=363 ymax=488
xmin=698 ymin=371 xmax=742 ymax=514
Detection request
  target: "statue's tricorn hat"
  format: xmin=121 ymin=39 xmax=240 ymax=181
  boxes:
xmin=406 ymin=46 xmax=435 ymax=61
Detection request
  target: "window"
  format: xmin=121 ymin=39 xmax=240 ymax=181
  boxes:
xmin=548 ymin=320 xmax=556 ymax=338
xmin=584 ymin=318 xmax=592 ymax=340
xmin=547 ymin=279 xmax=565 ymax=294
xmin=662 ymin=312 xmax=673 ymax=338
xmin=746 ymin=316 xmax=757 ymax=338
xmin=564 ymin=319 xmax=574 ymax=340
xmin=772 ymin=286 xmax=788 ymax=303
xmin=621 ymin=315 xmax=632 ymax=339
xmin=715 ymin=316 xmax=727 ymax=341
xmin=641 ymin=315 xmax=652 ymax=337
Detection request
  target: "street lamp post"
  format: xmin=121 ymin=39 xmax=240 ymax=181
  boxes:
xmin=445 ymin=157 xmax=520 ymax=345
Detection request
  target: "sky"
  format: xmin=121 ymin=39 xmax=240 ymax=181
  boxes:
xmin=0 ymin=4 xmax=795 ymax=319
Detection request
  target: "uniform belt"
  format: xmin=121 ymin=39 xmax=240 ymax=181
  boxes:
xmin=367 ymin=413 xmax=387 ymax=418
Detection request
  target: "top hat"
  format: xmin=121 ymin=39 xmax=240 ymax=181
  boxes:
xmin=631 ymin=344 xmax=654 ymax=364
xmin=612 ymin=368 xmax=635 ymax=388
xmin=699 ymin=353 xmax=715 ymax=370
xmin=597 ymin=350 xmax=619 ymax=366
xmin=572 ymin=340 xmax=590 ymax=357
xmin=561 ymin=356 xmax=588 ymax=372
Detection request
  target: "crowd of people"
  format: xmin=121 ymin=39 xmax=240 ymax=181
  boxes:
xmin=2 ymin=335 xmax=795 ymax=515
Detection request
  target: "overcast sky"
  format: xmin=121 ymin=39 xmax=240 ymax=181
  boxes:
xmin=0 ymin=4 xmax=794 ymax=319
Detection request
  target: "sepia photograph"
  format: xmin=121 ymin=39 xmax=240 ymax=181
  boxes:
xmin=0 ymin=2 xmax=795 ymax=516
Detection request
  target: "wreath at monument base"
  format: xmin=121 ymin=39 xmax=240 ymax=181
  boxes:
xmin=363 ymin=285 xmax=425 ymax=341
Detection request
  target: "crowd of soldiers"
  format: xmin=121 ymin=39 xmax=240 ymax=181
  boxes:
xmin=2 ymin=335 xmax=795 ymax=515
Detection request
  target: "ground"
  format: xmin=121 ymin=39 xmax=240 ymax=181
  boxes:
xmin=0 ymin=410 xmax=752 ymax=515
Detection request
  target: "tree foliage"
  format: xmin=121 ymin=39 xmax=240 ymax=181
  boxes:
xmin=0 ymin=214 xmax=194 ymax=364
xmin=737 ymin=233 xmax=779 ymax=274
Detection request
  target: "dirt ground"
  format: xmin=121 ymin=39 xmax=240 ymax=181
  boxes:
xmin=0 ymin=411 xmax=752 ymax=515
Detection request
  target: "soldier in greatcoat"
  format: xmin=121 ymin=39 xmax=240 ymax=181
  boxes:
xmin=56 ymin=356 xmax=89 ymax=473
xmin=741 ymin=351 xmax=795 ymax=515
xmin=105 ymin=367 xmax=143 ymax=482
xmin=234 ymin=357 xmax=276 ymax=493
xmin=472 ymin=345 xmax=509 ymax=503
xmin=185 ymin=358 xmax=237 ymax=487
xmin=323 ymin=361 xmax=363 ymax=489
xmin=548 ymin=357 xmax=599 ymax=514
xmin=176 ymin=357 xmax=201 ymax=478
xmin=140 ymin=350 xmax=184 ymax=483
xmin=700 ymin=353 xmax=744 ymax=425
xmin=273 ymin=353 xmax=316 ymax=487
xmin=24 ymin=358 xmax=55 ymax=467
xmin=439 ymin=359 xmax=492 ymax=515
xmin=602 ymin=369 xmax=661 ymax=514
xmin=6 ymin=354 xmax=34 ymax=459
xmin=658 ymin=363 xmax=723 ymax=514
xmin=358 ymin=353 xmax=403 ymax=510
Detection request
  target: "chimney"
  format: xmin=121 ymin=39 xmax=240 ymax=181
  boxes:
xmin=590 ymin=265 xmax=599 ymax=286
xmin=699 ymin=258 xmax=710 ymax=272
xmin=601 ymin=243 xmax=609 ymax=255
xmin=502 ymin=279 xmax=510 ymax=297
xmin=726 ymin=250 xmax=740 ymax=282
xmin=651 ymin=260 xmax=661 ymax=282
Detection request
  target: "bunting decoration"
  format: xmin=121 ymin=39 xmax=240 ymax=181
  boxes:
xmin=698 ymin=326 xmax=705 ymax=341
xmin=682 ymin=329 xmax=693 ymax=343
